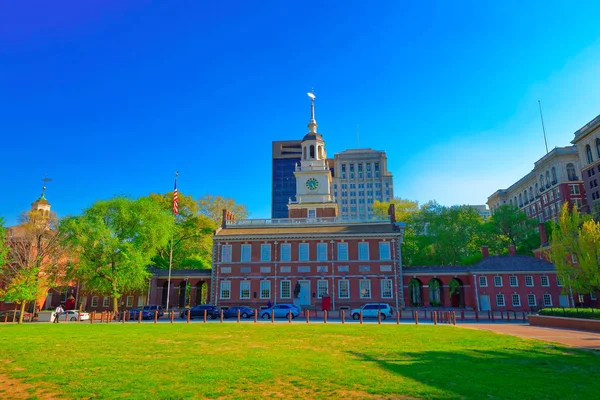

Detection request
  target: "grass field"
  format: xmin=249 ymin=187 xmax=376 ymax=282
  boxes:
xmin=0 ymin=324 xmax=599 ymax=399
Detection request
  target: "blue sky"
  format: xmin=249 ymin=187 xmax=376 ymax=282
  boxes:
xmin=2 ymin=1 xmax=600 ymax=226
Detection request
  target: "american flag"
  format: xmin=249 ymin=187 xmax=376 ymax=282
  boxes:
xmin=173 ymin=174 xmax=179 ymax=215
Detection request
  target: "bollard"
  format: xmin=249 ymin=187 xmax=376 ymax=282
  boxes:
xmin=78 ymin=311 xmax=82 ymax=323
xmin=341 ymin=310 xmax=345 ymax=324
xmin=289 ymin=311 xmax=292 ymax=323
xmin=154 ymin=310 xmax=158 ymax=324
xmin=171 ymin=311 xmax=174 ymax=323
xmin=220 ymin=309 xmax=224 ymax=323
xmin=507 ymin=312 xmax=510 ymax=322
xmin=453 ymin=312 xmax=456 ymax=325
xmin=91 ymin=311 xmax=95 ymax=324
xmin=513 ymin=311 xmax=517 ymax=320
xmin=65 ymin=311 xmax=68 ymax=322
xmin=306 ymin=310 xmax=309 ymax=323
xmin=414 ymin=310 xmax=419 ymax=325
xmin=501 ymin=311 xmax=504 ymax=320
xmin=491 ymin=311 xmax=495 ymax=322
xmin=122 ymin=311 xmax=125 ymax=323
xmin=238 ymin=309 xmax=241 ymax=323
xmin=204 ymin=309 xmax=207 ymax=323
xmin=4 ymin=312 xmax=8 ymax=323
xmin=522 ymin=311 xmax=526 ymax=322
xmin=271 ymin=309 xmax=274 ymax=323
xmin=188 ymin=309 xmax=191 ymax=323
xmin=359 ymin=311 xmax=363 ymax=324
xmin=377 ymin=310 xmax=381 ymax=324
xmin=475 ymin=310 xmax=479 ymax=323
xmin=461 ymin=311 xmax=465 ymax=321
xmin=487 ymin=310 xmax=491 ymax=320
xmin=396 ymin=310 xmax=400 ymax=324
xmin=254 ymin=309 xmax=257 ymax=323
xmin=324 ymin=310 xmax=327 ymax=324
xmin=433 ymin=312 xmax=437 ymax=325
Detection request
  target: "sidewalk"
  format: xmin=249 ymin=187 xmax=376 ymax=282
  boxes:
xmin=460 ymin=323 xmax=600 ymax=350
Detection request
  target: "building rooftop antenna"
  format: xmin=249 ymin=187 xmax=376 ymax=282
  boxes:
xmin=538 ymin=100 xmax=549 ymax=154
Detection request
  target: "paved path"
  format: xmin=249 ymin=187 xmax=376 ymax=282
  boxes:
xmin=460 ymin=323 xmax=600 ymax=350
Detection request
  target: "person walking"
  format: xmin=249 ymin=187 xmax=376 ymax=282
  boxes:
xmin=54 ymin=304 xmax=64 ymax=323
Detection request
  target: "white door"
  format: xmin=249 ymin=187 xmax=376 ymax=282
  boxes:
xmin=294 ymin=281 xmax=311 ymax=307
xmin=559 ymin=295 xmax=569 ymax=307
xmin=480 ymin=295 xmax=490 ymax=311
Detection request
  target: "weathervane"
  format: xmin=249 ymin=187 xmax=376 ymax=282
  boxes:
xmin=42 ymin=175 xmax=52 ymax=196
xmin=307 ymin=88 xmax=315 ymax=101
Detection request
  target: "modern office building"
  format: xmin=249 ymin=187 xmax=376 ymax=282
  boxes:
xmin=332 ymin=149 xmax=394 ymax=219
xmin=466 ymin=205 xmax=491 ymax=220
xmin=271 ymin=140 xmax=302 ymax=218
xmin=571 ymin=113 xmax=600 ymax=213
xmin=487 ymin=146 xmax=586 ymax=223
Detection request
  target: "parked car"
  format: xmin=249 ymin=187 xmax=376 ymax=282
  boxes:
xmin=128 ymin=309 xmax=155 ymax=320
xmin=0 ymin=310 xmax=32 ymax=322
xmin=261 ymin=304 xmax=300 ymax=319
xmin=351 ymin=303 xmax=394 ymax=320
xmin=180 ymin=305 xmax=220 ymax=320
xmin=143 ymin=305 xmax=164 ymax=317
xmin=223 ymin=306 xmax=255 ymax=319
xmin=60 ymin=310 xmax=90 ymax=321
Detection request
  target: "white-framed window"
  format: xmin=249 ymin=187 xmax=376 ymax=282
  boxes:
xmin=221 ymin=267 xmax=231 ymax=274
xmin=241 ymin=244 xmax=251 ymax=262
xmin=525 ymin=276 xmax=534 ymax=287
xmin=337 ymin=265 xmax=349 ymax=272
xmin=338 ymin=280 xmax=350 ymax=299
xmin=337 ymin=242 xmax=348 ymax=261
xmin=496 ymin=294 xmax=505 ymax=307
xmin=317 ymin=280 xmax=328 ymax=298
xmin=494 ymin=276 xmax=503 ymax=287
xmin=260 ymin=280 xmax=271 ymax=299
xmin=280 ymin=243 xmax=291 ymax=261
xmin=137 ymin=297 xmax=144 ymax=307
xmin=221 ymin=245 xmax=232 ymax=263
xmin=509 ymin=276 xmax=518 ymax=287
xmin=240 ymin=281 xmax=250 ymax=299
xmin=260 ymin=266 xmax=271 ymax=273
xmin=280 ymin=266 xmax=291 ymax=273
xmin=381 ymin=279 xmax=393 ymax=299
xmin=299 ymin=243 xmax=310 ymax=261
xmin=298 ymin=266 xmax=310 ymax=273
xmin=220 ymin=281 xmax=231 ymax=299
xmin=541 ymin=276 xmax=550 ymax=287
xmin=512 ymin=294 xmax=521 ymax=307
xmin=260 ymin=244 xmax=271 ymax=261
xmin=590 ymin=292 xmax=597 ymax=301
xmin=379 ymin=242 xmax=391 ymax=260
xmin=380 ymin=265 xmax=392 ymax=272
xmin=358 ymin=242 xmax=370 ymax=261
xmin=527 ymin=294 xmax=536 ymax=307
xmin=359 ymin=265 xmax=370 ymax=272
xmin=126 ymin=296 xmax=134 ymax=307
xmin=102 ymin=296 xmax=110 ymax=308
xmin=317 ymin=243 xmax=328 ymax=261
xmin=479 ymin=276 xmax=488 ymax=287
xmin=280 ymin=280 xmax=291 ymax=299
xmin=91 ymin=296 xmax=99 ymax=307
xmin=360 ymin=280 xmax=371 ymax=299
xmin=556 ymin=276 xmax=562 ymax=287
xmin=578 ymin=294 xmax=585 ymax=303
xmin=543 ymin=293 xmax=552 ymax=307
xmin=317 ymin=265 xmax=328 ymax=273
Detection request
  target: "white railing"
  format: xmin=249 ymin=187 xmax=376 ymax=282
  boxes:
xmin=226 ymin=216 xmax=391 ymax=227
xmin=295 ymin=164 xmax=329 ymax=172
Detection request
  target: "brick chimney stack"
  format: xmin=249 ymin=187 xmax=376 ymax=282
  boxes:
xmin=508 ymin=245 xmax=516 ymax=256
xmin=481 ymin=246 xmax=489 ymax=258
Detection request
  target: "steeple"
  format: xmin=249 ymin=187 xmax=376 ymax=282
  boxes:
xmin=303 ymin=91 xmax=322 ymax=142
xmin=31 ymin=177 xmax=52 ymax=215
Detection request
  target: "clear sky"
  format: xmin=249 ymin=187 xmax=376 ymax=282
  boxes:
xmin=2 ymin=1 xmax=600 ymax=226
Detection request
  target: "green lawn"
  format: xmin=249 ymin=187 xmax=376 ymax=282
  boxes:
xmin=0 ymin=324 xmax=598 ymax=399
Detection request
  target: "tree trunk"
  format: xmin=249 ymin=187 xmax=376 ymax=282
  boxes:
xmin=18 ymin=302 xmax=26 ymax=324
xmin=113 ymin=296 xmax=119 ymax=318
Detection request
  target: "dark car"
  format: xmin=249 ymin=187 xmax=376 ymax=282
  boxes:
xmin=180 ymin=305 xmax=220 ymax=320
xmin=223 ymin=306 xmax=255 ymax=319
xmin=142 ymin=305 xmax=164 ymax=317
xmin=128 ymin=309 xmax=155 ymax=320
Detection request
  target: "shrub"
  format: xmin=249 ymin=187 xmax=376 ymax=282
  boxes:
xmin=538 ymin=308 xmax=600 ymax=320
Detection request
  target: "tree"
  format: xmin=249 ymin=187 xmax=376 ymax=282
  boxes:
xmin=484 ymin=205 xmax=539 ymax=255
xmin=372 ymin=198 xmax=419 ymax=222
xmin=147 ymin=192 xmax=215 ymax=270
xmin=550 ymin=203 xmax=600 ymax=294
xmin=198 ymin=195 xmax=249 ymax=226
xmin=60 ymin=197 xmax=174 ymax=314
xmin=0 ymin=218 xmax=9 ymax=270
xmin=0 ymin=210 xmax=66 ymax=323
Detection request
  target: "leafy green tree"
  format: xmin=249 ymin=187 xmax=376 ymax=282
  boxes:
xmin=484 ymin=205 xmax=539 ymax=254
xmin=372 ymin=198 xmax=419 ymax=222
xmin=198 ymin=194 xmax=249 ymax=226
xmin=550 ymin=203 xmax=600 ymax=294
xmin=1 ymin=210 xmax=65 ymax=323
xmin=148 ymin=192 xmax=215 ymax=270
xmin=60 ymin=197 xmax=174 ymax=314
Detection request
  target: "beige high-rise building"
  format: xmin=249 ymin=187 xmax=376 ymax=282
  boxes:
xmin=331 ymin=149 xmax=394 ymax=219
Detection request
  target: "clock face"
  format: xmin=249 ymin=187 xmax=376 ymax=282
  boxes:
xmin=305 ymin=178 xmax=319 ymax=191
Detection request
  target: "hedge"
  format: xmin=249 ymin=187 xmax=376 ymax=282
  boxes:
xmin=538 ymin=308 xmax=600 ymax=320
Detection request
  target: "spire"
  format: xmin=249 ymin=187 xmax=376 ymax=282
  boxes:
xmin=307 ymin=90 xmax=318 ymax=134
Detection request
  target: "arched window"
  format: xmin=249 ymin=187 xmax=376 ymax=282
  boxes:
xmin=303 ymin=146 xmax=307 ymax=160
xmin=535 ymin=183 xmax=539 ymax=194
xmin=540 ymin=175 xmax=544 ymax=189
xmin=529 ymin=187 xmax=533 ymax=201
xmin=551 ymin=167 xmax=557 ymax=184
xmin=596 ymin=138 xmax=600 ymax=158
xmin=518 ymin=194 xmax=523 ymax=206
xmin=545 ymin=171 xmax=550 ymax=187
xmin=408 ymin=279 xmax=423 ymax=307
xmin=509 ymin=199 xmax=513 ymax=206
xmin=567 ymin=163 xmax=576 ymax=181
xmin=310 ymin=145 xmax=315 ymax=159
xmin=428 ymin=279 xmax=442 ymax=307
xmin=586 ymin=144 xmax=593 ymax=164
xmin=317 ymin=145 xmax=323 ymax=159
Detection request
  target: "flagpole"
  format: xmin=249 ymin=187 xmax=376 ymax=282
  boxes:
xmin=165 ymin=171 xmax=178 ymax=314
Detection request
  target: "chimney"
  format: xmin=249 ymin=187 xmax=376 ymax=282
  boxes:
xmin=508 ymin=245 xmax=516 ymax=256
xmin=538 ymin=222 xmax=548 ymax=247
xmin=388 ymin=203 xmax=396 ymax=223
xmin=481 ymin=246 xmax=489 ymax=258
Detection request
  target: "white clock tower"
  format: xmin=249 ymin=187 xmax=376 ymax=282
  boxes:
xmin=287 ymin=93 xmax=338 ymax=219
